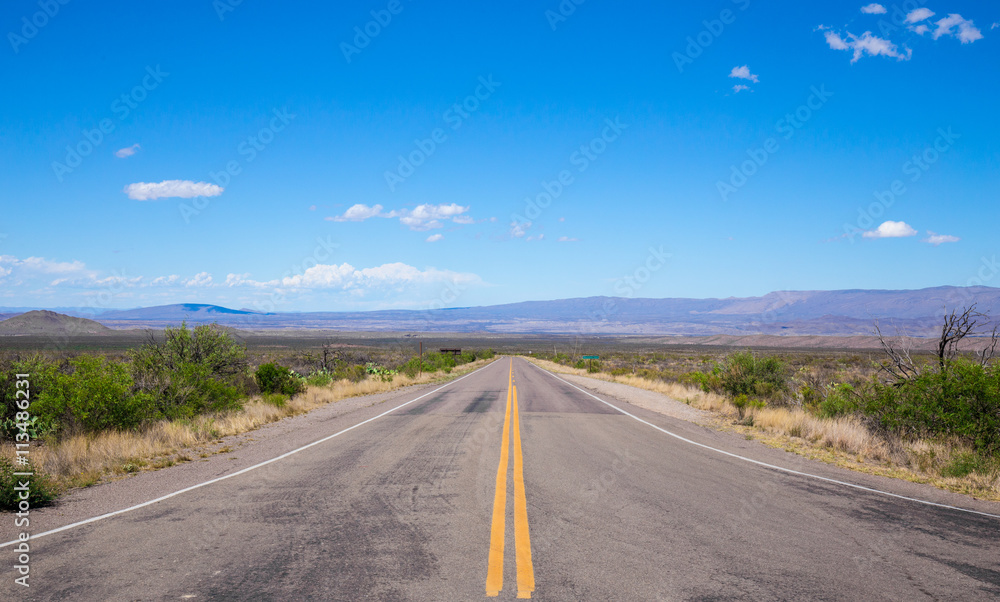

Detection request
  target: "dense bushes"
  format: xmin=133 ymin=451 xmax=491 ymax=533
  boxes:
xmin=128 ymin=323 xmax=249 ymax=418
xmin=861 ymin=360 xmax=1000 ymax=454
xmin=31 ymin=355 xmax=153 ymax=434
xmin=0 ymin=457 xmax=57 ymax=509
xmin=716 ymin=351 xmax=790 ymax=402
xmin=255 ymin=362 xmax=305 ymax=397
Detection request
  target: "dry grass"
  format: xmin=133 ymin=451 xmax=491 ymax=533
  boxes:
xmin=528 ymin=357 xmax=1000 ymax=501
xmin=1 ymin=359 xmax=494 ymax=491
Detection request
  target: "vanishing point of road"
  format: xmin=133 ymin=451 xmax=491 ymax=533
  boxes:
xmin=3 ymin=357 xmax=999 ymax=600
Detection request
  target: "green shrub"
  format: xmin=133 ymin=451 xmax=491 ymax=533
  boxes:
xmin=261 ymin=392 xmax=289 ymax=408
xmin=0 ymin=355 xmax=60 ymax=441
xmin=731 ymin=393 xmax=766 ymax=419
xmin=817 ymin=383 xmax=860 ymax=418
xmin=31 ymin=355 xmax=153 ymax=434
xmin=940 ymin=452 xmax=989 ymax=478
xmin=717 ymin=351 xmax=790 ymax=403
xmin=255 ymin=362 xmax=305 ymax=397
xmin=862 ymin=359 xmax=1000 ymax=453
xmin=129 ymin=323 xmax=249 ymax=418
xmin=679 ymin=370 xmax=718 ymax=393
xmin=0 ymin=457 xmax=58 ymax=510
xmin=305 ymin=370 xmax=334 ymax=387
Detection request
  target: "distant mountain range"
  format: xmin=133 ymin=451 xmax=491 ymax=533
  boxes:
xmin=1 ymin=286 xmax=997 ymax=337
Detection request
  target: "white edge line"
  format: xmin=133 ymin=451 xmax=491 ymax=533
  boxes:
xmin=1 ymin=360 xmax=499 ymax=548
xmin=526 ymin=360 xmax=1000 ymax=520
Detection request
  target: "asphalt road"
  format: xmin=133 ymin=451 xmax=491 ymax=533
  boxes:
xmin=3 ymin=357 xmax=999 ymax=600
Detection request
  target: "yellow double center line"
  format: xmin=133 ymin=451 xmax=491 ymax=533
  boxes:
xmin=486 ymin=359 xmax=535 ymax=598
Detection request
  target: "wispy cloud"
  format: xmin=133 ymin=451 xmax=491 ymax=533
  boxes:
xmin=905 ymin=8 xmax=935 ymax=24
xmin=326 ymin=203 xmax=471 ymax=231
xmin=932 ymin=13 xmax=983 ymax=43
xmin=185 ymin=272 xmax=214 ymax=287
xmin=732 ymin=84 xmax=751 ymax=93
xmin=923 ymin=231 xmax=960 ymax=246
xmin=824 ymin=30 xmax=911 ymax=63
xmin=114 ymin=143 xmax=141 ymax=158
xmin=863 ymin=220 xmax=918 ymax=239
xmin=124 ymin=180 xmax=224 ymax=201
xmin=729 ymin=65 xmax=759 ymax=83
xmin=860 ymin=4 xmax=886 ymax=15
xmin=557 ymin=236 xmax=579 ymax=242
xmin=327 ymin=203 xmax=386 ymax=222
xmin=426 ymin=234 xmax=444 ymax=242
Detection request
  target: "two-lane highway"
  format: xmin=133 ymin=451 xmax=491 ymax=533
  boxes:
xmin=3 ymin=357 xmax=999 ymax=600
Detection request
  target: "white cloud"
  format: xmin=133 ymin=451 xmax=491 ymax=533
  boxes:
xmin=913 ymin=24 xmax=930 ymax=35
xmin=526 ymin=234 xmax=544 ymax=242
xmin=932 ymin=14 xmax=983 ymax=43
xmin=905 ymin=8 xmax=934 ymax=23
xmin=557 ymin=236 xmax=579 ymax=242
xmin=824 ymin=31 xmax=850 ymax=50
xmin=862 ymin=220 xmax=918 ymax=239
xmin=861 ymin=4 xmax=886 ymax=14
xmin=732 ymin=84 xmax=751 ymax=93
xmin=824 ymin=30 xmax=911 ymax=62
xmin=114 ymin=143 xmax=141 ymax=158
xmin=277 ymin=262 xmax=479 ymax=290
xmin=426 ymin=234 xmax=444 ymax=242
xmin=510 ymin=220 xmax=530 ymax=238
xmin=923 ymin=231 xmax=960 ymax=246
xmin=992 ymin=22 xmax=999 ymax=30
xmin=185 ymin=272 xmax=214 ymax=287
xmin=326 ymin=202 xmax=471 ymax=231
xmin=327 ymin=203 xmax=385 ymax=222
xmin=729 ymin=65 xmax=759 ymax=83
xmin=124 ymin=180 xmax=224 ymax=201
xmin=150 ymin=275 xmax=179 ymax=286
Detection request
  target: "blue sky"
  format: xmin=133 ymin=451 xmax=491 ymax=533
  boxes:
xmin=1 ymin=0 xmax=998 ymax=312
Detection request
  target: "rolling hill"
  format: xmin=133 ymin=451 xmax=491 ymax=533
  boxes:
xmin=0 ymin=310 xmax=113 ymax=336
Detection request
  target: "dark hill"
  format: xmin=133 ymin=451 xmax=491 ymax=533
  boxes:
xmin=0 ymin=310 xmax=112 ymax=336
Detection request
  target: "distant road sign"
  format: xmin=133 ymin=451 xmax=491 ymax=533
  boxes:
xmin=581 ymin=355 xmax=599 ymax=359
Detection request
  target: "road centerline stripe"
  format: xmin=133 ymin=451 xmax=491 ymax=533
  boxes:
xmin=512 ymin=383 xmax=536 ymax=599
xmin=485 ymin=360 xmax=514 ymax=596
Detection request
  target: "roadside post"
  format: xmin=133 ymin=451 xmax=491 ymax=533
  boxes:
xmin=582 ymin=355 xmax=599 ymax=372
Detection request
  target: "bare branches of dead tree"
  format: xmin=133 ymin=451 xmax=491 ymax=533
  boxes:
xmin=875 ymin=304 xmax=998 ymax=382
xmin=874 ymin=319 xmax=919 ymax=382
xmin=935 ymin=304 xmax=999 ymax=371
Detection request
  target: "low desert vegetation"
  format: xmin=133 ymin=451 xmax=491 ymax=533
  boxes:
xmin=537 ymin=306 xmax=1000 ymax=500
xmin=0 ymin=324 xmax=496 ymax=509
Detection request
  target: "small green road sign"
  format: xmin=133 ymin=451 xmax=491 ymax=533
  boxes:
xmin=581 ymin=355 xmax=599 ymax=359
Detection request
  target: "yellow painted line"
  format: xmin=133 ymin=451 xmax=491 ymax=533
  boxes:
xmin=485 ymin=360 xmax=514 ymax=596
xmin=512 ymin=383 xmax=535 ymax=599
